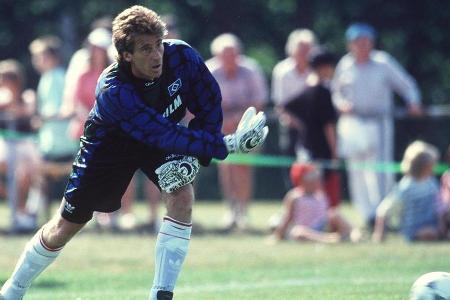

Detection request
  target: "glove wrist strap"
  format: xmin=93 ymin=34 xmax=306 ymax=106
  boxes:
xmin=224 ymin=134 xmax=237 ymax=153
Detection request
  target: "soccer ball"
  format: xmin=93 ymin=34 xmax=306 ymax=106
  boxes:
xmin=410 ymin=272 xmax=450 ymax=300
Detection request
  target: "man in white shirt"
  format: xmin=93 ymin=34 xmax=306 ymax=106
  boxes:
xmin=332 ymin=23 xmax=422 ymax=226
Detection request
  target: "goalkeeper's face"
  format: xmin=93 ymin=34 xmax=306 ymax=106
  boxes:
xmin=124 ymin=34 xmax=164 ymax=81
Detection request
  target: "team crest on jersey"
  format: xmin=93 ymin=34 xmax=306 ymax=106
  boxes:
xmin=168 ymin=78 xmax=182 ymax=96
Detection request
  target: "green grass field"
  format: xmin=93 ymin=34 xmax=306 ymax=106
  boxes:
xmin=1 ymin=201 xmax=449 ymax=300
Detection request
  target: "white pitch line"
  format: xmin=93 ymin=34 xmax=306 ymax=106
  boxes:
xmin=26 ymin=276 xmax=413 ymax=299
xmin=176 ymin=276 xmax=412 ymax=294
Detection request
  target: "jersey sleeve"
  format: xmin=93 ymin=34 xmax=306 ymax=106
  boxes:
xmin=184 ymin=47 xmax=225 ymax=165
xmin=95 ymin=82 xmax=228 ymax=160
xmin=185 ymin=48 xmax=223 ymax=134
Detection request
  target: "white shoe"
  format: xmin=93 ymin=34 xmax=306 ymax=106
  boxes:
xmin=0 ymin=279 xmax=26 ymax=300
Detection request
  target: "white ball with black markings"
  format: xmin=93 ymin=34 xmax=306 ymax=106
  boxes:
xmin=410 ymin=272 xmax=450 ymax=300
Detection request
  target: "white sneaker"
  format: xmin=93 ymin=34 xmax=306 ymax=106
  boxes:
xmin=0 ymin=279 xmax=26 ymax=300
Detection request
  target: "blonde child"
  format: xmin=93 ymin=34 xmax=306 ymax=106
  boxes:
xmin=372 ymin=141 xmax=441 ymax=242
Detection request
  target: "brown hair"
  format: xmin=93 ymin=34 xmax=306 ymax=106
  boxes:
xmin=112 ymin=5 xmax=167 ymax=64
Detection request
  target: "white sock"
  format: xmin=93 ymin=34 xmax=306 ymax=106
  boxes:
xmin=149 ymin=216 xmax=192 ymax=300
xmin=1 ymin=228 xmax=62 ymax=299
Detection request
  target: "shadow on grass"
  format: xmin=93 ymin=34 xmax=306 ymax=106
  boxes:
xmin=33 ymin=279 xmax=67 ymax=290
xmin=78 ymin=221 xmax=270 ymax=237
xmin=0 ymin=278 xmax=67 ymax=290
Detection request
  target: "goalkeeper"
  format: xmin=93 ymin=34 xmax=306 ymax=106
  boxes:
xmin=0 ymin=5 xmax=268 ymax=300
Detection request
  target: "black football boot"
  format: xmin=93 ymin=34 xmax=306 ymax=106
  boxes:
xmin=157 ymin=290 xmax=173 ymax=300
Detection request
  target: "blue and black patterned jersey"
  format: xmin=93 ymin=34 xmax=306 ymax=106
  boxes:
xmin=83 ymin=39 xmax=228 ymax=164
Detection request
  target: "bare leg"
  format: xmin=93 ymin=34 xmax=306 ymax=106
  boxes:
xmin=229 ymin=165 xmax=253 ymax=228
xmin=163 ymin=184 xmax=194 ymax=223
xmin=328 ymin=209 xmax=351 ymax=237
xmin=42 ymin=211 xmax=86 ymax=249
xmin=120 ymin=177 xmax=136 ymax=214
xmin=218 ymin=163 xmax=238 ymax=227
xmin=145 ymin=181 xmax=161 ymax=223
xmin=290 ymin=225 xmax=340 ymax=244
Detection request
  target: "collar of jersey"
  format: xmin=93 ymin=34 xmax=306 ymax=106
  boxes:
xmin=118 ymin=63 xmax=162 ymax=89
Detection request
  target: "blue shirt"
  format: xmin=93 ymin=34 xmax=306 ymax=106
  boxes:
xmin=378 ymin=176 xmax=439 ymax=241
xmin=86 ymin=40 xmax=228 ymax=164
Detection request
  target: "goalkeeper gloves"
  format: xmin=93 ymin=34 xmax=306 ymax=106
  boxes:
xmin=155 ymin=155 xmax=200 ymax=193
xmin=223 ymin=107 xmax=269 ymax=153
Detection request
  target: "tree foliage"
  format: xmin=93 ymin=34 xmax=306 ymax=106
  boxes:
xmin=0 ymin=0 xmax=448 ymax=105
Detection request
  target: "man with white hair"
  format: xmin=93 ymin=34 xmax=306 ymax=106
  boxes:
xmin=333 ymin=23 xmax=422 ymax=227
xmin=206 ymin=33 xmax=268 ymax=230
xmin=272 ymin=29 xmax=317 ymax=162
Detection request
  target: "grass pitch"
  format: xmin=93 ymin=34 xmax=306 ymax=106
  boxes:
xmin=0 ymin=201 xmax=449 ymax=300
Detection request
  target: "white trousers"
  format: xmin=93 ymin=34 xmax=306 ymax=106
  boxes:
xmin=346 ymin=116 xmax=395 ymax=222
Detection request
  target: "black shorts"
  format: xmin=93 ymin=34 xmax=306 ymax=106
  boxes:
xmin=60 ymin=134 xmax=180 ymax=224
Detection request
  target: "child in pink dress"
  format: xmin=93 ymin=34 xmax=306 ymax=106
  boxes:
xmin=271 ymin=163 xmax=358 ymax=243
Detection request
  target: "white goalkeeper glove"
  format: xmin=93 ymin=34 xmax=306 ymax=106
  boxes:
xmin=223 ymin=107 xmax=269 ymax=153
xmin=155 ymin=155 xmax=200 ymax=193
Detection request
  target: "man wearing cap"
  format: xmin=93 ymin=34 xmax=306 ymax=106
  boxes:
xmin=332 ymin=23 xmax=422 ymax=226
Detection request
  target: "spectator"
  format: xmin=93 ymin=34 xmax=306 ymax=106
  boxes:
xmin=0 ymin=59 xmax=40 ymax=232
xmin=333 ymin=23 xmax=422 ymax=226
xmin=270 ymin=163 xmax=358 ymax=244
xmin=29 ymin=36 xmax=78 ymax=210
xmin=272 ymin=29 xmax=316 ymax=161
xmin=206 ymin=33 xmax=268 ymax=230
xmin=60 ymin=16 xmax=114 ymax=118
xmin=67 ymin=28 xmax=112 ymax=139
xmin=438 ymin=145 xmax=450 ymax=239
xmin=372 ymin=141 xmax=441 ymax=242
xmin=284 ymin=48 xmax=340 ymax=207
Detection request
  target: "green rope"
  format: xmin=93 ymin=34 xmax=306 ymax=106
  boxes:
xmin=215 ymin=153 xmax=449 ymax=175
xmin=2 ymin=128 xmax=447 ymax=175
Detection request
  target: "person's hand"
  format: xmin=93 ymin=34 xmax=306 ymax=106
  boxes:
xmin=155 ymin=156 xmax=200 ymax=193
xmin=279 ymin=112 xmax=302 ymax=130
xmin=339 ymin=102 xmax=354 ymax=114
xmin=223 ymin=107 xmax=269 ymax=153
xmin=407 ymin=103 xmax=423 ymax=117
